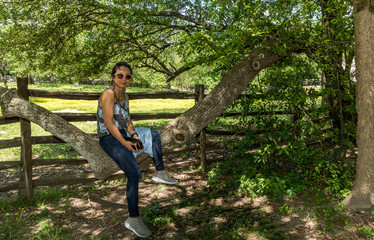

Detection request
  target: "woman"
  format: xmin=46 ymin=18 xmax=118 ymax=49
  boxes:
xmin=97 ymin=62 xmax=178 ymax=238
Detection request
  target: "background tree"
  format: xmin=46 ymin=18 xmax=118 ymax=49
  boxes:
xmin=341 ymin=0 xmax=374 ymax=210
xmin=0 ymin=47 xmax=9 ymax=88
xmin=0 ymin=5 xmax=11 ymax=88
xmin=312 ymin=0 xmax=355 ymax=151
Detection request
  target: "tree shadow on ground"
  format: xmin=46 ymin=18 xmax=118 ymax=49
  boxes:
xmin=1 ymin=153 xmax=369 ymax=240
xmin=61 ymin=166 xmax=341 ymax=240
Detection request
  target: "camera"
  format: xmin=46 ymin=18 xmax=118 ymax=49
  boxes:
xmin=125 ymin=137 xmax=144 ymax=151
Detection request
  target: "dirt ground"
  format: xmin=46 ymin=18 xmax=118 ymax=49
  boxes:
xmin=1 ymin=150 xmax=374 ymax=239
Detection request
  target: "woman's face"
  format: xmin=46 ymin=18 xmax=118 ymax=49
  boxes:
xmin=113 ymin=66 xmax=132 ymax=89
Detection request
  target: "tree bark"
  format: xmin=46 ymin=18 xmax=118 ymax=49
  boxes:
xmin=341 ymin=0 xmax=374 ymax=210
xmin=0 ymin=40 xmax=285 ymax=179
xmin=0 ymin=49 xmax=8 ymax=89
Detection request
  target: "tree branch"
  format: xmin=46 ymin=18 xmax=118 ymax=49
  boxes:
xmin=145 ymin=10 xmax=226 ymax=30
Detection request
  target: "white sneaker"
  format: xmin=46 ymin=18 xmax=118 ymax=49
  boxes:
xmin=152 ymin=170 xmax=178 ymax=185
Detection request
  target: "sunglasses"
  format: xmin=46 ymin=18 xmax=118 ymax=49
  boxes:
xmin=116 ymin=73 xmax=132 ymax=80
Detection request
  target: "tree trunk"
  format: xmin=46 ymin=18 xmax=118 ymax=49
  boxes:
xmin=342 ymin=0 xmax=374 ymax=210
xmin=0 ymin=49 xmax=8 ymax=89
xmin=158 ymin=40 xmax=283 ymax=146
xmin=0 ymin=40 xmax=285 ymax=179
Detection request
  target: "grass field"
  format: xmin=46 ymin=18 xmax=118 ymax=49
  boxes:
xmin=0 ymin=83 xmax=195 ymax=161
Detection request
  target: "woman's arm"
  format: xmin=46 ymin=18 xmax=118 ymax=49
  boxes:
xmin=125 ymin=93 xmax=140 ymax=140
xmin=100 ymin=90 xmax=138 ymax=152
xmin=126 ymin=117 xmax=139 ymax=139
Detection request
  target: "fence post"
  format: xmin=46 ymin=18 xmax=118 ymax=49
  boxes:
xmin=17 ymin=77 xmax=33 ymax=199
xmin=194 ymin=84 xmax=207 ymax=171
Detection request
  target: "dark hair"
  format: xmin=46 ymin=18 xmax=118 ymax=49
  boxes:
xmin=111 ymin=62 xmax=132 ymax=77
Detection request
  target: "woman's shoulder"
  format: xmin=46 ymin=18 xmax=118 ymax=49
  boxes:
xmin=99 ymin=87 xmax=115 ymax=105
xmin=101 ymin=87 xmax=115 ymax=97
xmin=102 ymin=87 xmax=114 ymax=93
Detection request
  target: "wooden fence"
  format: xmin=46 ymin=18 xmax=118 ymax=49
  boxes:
xmin=0 ymin=77 xmax=233 ymax=199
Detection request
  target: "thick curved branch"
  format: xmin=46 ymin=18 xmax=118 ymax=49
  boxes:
xmin=165 ymin=66 xmax=192 ymax=82
xmin=145 ymin=11 xmax=226 ymax=30
xmin=158 ymin=39 xmax=293 ymax=145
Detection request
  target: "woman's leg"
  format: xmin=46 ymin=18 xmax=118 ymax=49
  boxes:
xmin=151 ymin=130 xmax=165 ymax=171
xmin=150 ymin=130 xmax=177 ymax=184
xmin=100 ymin=133 xmax=141 ymax=218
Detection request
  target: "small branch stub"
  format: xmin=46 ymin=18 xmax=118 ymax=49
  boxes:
xmin=252 ymin=53 xmax=264 ymax=70
xmin=252 ymin=60 xmax=261 ymax=70
xmin=175 ymin=133 xmax=185 ymax=142
xmin=172 ymin=119 xmax=189 ymax=145
xmin=173 ymin=128 xmax=188 ymax=145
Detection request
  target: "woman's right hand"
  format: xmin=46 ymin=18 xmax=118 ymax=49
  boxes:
xmin=123 ymin=140 xmax=141 ymax=152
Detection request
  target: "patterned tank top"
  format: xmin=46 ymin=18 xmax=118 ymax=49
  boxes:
xmin=97 ymin=88 xmax=130 ymax=138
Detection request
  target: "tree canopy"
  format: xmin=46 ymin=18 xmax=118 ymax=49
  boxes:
xmin=3 ymin=0 xmax=348 ymax=81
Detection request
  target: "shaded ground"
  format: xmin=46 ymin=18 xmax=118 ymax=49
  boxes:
xmin=1 ymin=150 xmax=374 ymax=239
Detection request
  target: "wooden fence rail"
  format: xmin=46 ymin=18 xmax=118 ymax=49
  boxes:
xmin=0 ymin=110 xmax=295 ymax=126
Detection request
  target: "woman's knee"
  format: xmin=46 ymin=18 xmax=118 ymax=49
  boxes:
xmin=151 ymin=130 xmax=161 ymax=142
xmin=127 ymin=167 xmax=141 ymax=180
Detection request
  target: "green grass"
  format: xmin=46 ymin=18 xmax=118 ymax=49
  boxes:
xmin=30 ymin=97 xmax=99 ymax=113
xmin=28 ymin=97 xmax=194 ymax=114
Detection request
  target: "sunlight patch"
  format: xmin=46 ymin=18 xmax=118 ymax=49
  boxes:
xmin=209 ymin=197 xmax=225 ymax=206
xmin=176 ymin=207 xmax=191 ymax=216
xmin=52 ymin=109 xmax=86 ymax=113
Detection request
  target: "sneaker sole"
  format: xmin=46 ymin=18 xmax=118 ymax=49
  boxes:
xmin=125 ymin=220 xmax=151 ymax=238
xmin=152 ymin=176 xmax=178 ymax=185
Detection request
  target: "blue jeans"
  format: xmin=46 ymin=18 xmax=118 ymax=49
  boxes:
xmin=99 ymin=129 xmax=164 ymax=217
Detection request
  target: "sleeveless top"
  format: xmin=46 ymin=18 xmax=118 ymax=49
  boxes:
xmin=97 ymin=87 xmax=130 ymax=138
